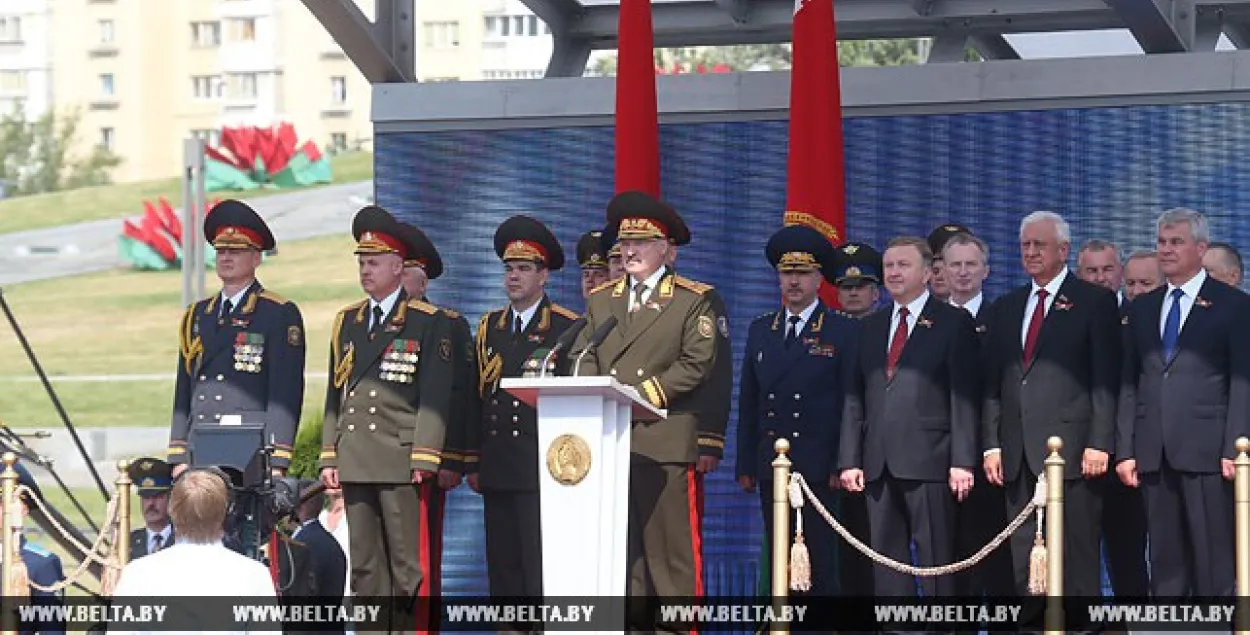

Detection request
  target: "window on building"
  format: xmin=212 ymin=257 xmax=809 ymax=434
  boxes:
xmin=191 ymin=75 xmax=221 ymax=100
xmin=330 ymin=76 xmax=347 ymax=105
xmin=513 ymin=16 xmax=524 ymax=36
xmin=99 ymin=74 xmax=115 ymax=96
xmin=98 ymin=20 xmax=115 ymax=44
xmin=422 ymin=21 xmax=459 ymax=48
xmin=527 ymin=16 xmax=538 ymax=36
xmin=226 ymin=73 xmax=258 ymax=99
xmin=330 ymin=133 xmax=347 ymax=151
xmin=226 ymin=18 xmax=256 ymax=42
xmin=500 ymin=17 xmax=510 ymax=36
xmin=99 ymin=127 xmax=115 ymax=152
xmin=484 ymin=16 xmax=497 ymax=36
xmin=191 ymin=21 xmax=221 ymax=48
xmin=0 ymin=71 xmax=25 ymax=94
xmin=0 ymin=16 xmax=21 ymax=42
xmin=191 ymin=128 xmax=221 ymax=146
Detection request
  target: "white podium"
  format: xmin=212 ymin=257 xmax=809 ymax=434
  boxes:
xmin=501 ymin=376 xmax=665 ymax=627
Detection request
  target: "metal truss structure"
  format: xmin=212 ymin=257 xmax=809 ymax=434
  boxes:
xmin=306 ymin=0 xmax=1250 ymax=82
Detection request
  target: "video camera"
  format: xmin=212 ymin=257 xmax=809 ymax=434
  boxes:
xmin=185 ymin=424 xmax=304 ymax=561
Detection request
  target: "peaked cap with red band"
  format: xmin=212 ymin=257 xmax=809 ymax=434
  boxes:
xmin=606 ymin=191 xmax=691 ymax=246
xmin=351 ymin=205 xmax=411 ymax=259
xmin=204 ymin=199 xmax=275 ymax=251
xmin=493 ymin=215 xmax=565 ymax=271
xmin=396 ymin=221 xmax=444 ymax=280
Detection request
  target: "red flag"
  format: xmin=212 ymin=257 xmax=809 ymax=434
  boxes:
xmin=615 ymin=0 xmax=660 ymax=196
xmin=784 ymin=0 xmax=846 ymax=306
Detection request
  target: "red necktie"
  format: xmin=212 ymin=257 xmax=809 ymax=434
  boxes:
xmin=886 ymin=307 xmax=909 ymax=380
xmin=1023 ymin=288 xmax=1049 ymax=366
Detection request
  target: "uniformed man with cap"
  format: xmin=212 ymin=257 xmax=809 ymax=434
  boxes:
xmin=601 ymin=225 xmax=626 ymax=281
xmin=168 ymin=199 xmax=306 ymax=478
xmin=831 ymin=241 xmax=883 ymax=318
xmin=467 ymin=215 xmax=577 ymax=620
xmin=573 ymin=191 xmax=727 ymax=626
xmin=5 ymin=461 xmax=65 ymax=635
xmin=395 ymin=219 xmax=477 ymax=612
xmin=736 ymin=224 xmax=861 ymax=597
xmin=577 ymin=230 xmax=611 ymax=299
xmin=318 ymin=206 xmax=454 ymax=633
xmin=927 ymin=223 xmax=973 ymax=303
xmin=127 ymin=458 xmax=175 ymax=561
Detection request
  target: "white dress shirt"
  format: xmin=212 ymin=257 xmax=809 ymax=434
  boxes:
xmin=146 ymin=524 xmax=173 ymax=553
xmin=1020 ymin=267 xmax=1069 ymax=348
xmin=219 ymin=283 xmax=253 ymax=316
xmin=319 ymin=508 xmax=352 ymax=598
xmin=1159 ymin=268 xmax=1207 ymax=338
xmin=951 ymin=291 xmax=983 ymax=318
xmin=110 ymin=539 xmax=281 ymax=635
xmin=509 ymin=298 xmax=542 ymax=333
xmin=628 ymin=267 xmax=668 ymax=312
xmin=887 ymin=290 xmax=931 ymax=353
xmin=369 ymin=286 xmax=402 ymax=330
xmin=784 ymin=299 xmax=820 ymax=336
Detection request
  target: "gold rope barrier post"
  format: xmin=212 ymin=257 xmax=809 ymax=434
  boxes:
xmin=1235 ymin=437 xmax=1250 ymax=634
xmin=771 ymin=439 xmax=792 ymax=635
xmin=0 ymin=453 xmax=17 ymax=635
xmin=1043 ymin=437 xmax=1065 ymax=635
xmin=115 ymin=460 xmax=132 ymax=567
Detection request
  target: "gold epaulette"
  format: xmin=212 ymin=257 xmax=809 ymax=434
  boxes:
xmin=674 ymin=276 xmax=713 ymax=295
xmin=589 ymin=279 xmax=618 ymax=295
xmin=407 ymin=299 xmax=438 ymax=315
xmin=550 ymin=304 xmax=578 ymax=320
xmin=441 ymin=308 xmax=461 ymax=320
xmin=339 ymin=299 xmax=367 ymax=315
xmin=258 ymin=290 xmax=291 ymax=305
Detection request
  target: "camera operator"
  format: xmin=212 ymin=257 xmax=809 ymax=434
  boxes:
xmin=167 ymin=200 xmax=306 ymax=482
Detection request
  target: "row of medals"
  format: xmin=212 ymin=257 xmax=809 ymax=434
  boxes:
xmin=381 ymin=352 xmax=418 ymax=384
xmin=521 ymin=357 xmax=555 ymax=379
xmin=234 ymin=345 xmax=263 ymax=373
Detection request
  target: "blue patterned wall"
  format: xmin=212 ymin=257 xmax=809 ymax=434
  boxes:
xmin=377 ymin=102 xmax=1250 ymax=597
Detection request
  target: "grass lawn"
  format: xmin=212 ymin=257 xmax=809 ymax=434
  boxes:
xmin=0 ymin=151 xmax=374 ymax=236
xmin=0 ymin=233 xmax=362 ymax=430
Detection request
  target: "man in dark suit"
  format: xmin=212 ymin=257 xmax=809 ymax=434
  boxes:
xmin=468 ymin=215 xmax=578 ymax=621
xmin=1076 ymin=238 xmax=1151 ymax=599
xmin=278 ymin=480 xmax=349 ymax=633
xmin=1117 ymin=207 xmax=1250 ymax=597
xmin=126 ymin=458 xmax=175 ymax=561
xmin=736 ymin=225 xmax=860 ymax=597
xmin=319 ymin=206 xmax=454 ymax=633
xmin=982 ymin=211 xmax=1121 ymax=604
xmin=168 ymin=199 xmax=305 ymax=477
xmin=838 ymin=235 xmax=980 ymax=601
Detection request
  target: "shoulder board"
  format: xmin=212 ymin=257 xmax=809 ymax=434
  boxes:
xmin=22 ymin=543 xmax=51 ymax=558
xmin=589 ymin=279 xmax=617 ymax=295
xmin=339 ymin=299 xmax=367 ymax=315
xmin=440 ymin=308 xmax=461 ymax=320
xmin=831 ymin=309 xmax=852 ymax=319
xmin=257 ymin=290 xmax=291 ymax=305
xmin=753 ymin=311 xmax=778 ymax=322
xmin=674 ymin=276 xmax=713 ymax=295
xmin=407 ymin=299 xmax=438 ymax=315
xmin=550 ymin=304 xmax=578 ymax=320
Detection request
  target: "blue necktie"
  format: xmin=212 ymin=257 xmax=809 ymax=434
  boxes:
xmin=1162 ymin=288 xmax=1184 ymax=361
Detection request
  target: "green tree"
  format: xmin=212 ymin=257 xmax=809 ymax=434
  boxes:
xmin=0 ymin=104 xmax=121 ymax=197
xmin=588 ymin=39 xmax=929 ymax=76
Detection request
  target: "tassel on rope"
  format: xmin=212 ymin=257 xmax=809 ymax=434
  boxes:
xmin=7 ymin=500 xmax=29 ymax=598
xmin=787 ymin=475 xmax=811 ymax=592
xmin=1027 ymin=473 xmax=1048 ymax=595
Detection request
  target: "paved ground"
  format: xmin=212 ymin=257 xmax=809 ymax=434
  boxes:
xmin=0 ymin=180 xmax=373 ymax=286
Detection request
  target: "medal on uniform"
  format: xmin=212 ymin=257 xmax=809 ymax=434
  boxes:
xmin=382 ymin=339 xmax=419 ymax=384
xmin=232 ymin=332 xmax=265 ymax=373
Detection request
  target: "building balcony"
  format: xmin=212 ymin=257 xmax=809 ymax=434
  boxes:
xmin=88 ymin=43 xmax=119 ymax=58
xmin=321 ymin=103 xmax=351 ymax=118
xmin=216 ymin=0 xmax=275 ymax=20
xmin=88 ymin=97 xmax=119 ymax=111
xmin=219 ymin=43 xmax=277 ymax=73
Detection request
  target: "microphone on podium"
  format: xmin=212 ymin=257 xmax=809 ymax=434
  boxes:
xmin=539 ymin=317 xmax=588 ymax=378
xmin=573 ymin=316 xmax=618 ymax=378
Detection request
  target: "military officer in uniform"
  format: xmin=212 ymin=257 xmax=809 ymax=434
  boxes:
xmin=168 ymin=199 xmax=306 ymax=477
xmin=927 ymin=223 xmax=973 ymax=303
xmin=832 ymin=242 xmax=883 ymax=318
xmin=601 ymin=225 xmax=626 ymax=281
xmin=467 ymin=215 xmax=577 ymax=621
xmin=396 ymin=219 xmax=478 ymax=616
xmin=127 ymin=458 xmax=175 ymax=561
xmin=318 ymin=206 xmax=454 ymax=633
xmin=736 ymin=224 xmax=861 ymax=597
xmin=573 ymin=191 xmax=726 ymax=630
xmin=577 ymin=230 xmax=612 ymax=300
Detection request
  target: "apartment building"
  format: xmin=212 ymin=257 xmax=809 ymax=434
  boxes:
xmin=414 ymin=0 xmax=556 ymax=82
xmin=0 ymin=0 xmax=54 ymax=121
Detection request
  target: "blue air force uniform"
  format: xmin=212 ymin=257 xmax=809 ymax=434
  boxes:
xmin=735 ymin=225 xmax=861 ymax=596
xmin=168 ymin=200 xmax=306 ymax=469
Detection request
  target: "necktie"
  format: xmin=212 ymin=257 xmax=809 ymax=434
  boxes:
xmin=151 ymin=534 xmax=164 ymax=553
xmin=785 ymin=315 xmax=801 ymax=348
xmin=514 ymin=314 xmax=523 ymax=340
xmin=886 ymin=307 xmax=909 ymax=380
xmin=220 ymin=299 xmax=233 ymax=322
xmin=1023 ymin=288 xmax=1049 ymax=366
xmin=631 ymin=284 xmax=648 ymax=312
xmin=1162 ymin=288 xmax=1184 ymax=361
xmin=370 ymin=305 xmax=384 ymax=337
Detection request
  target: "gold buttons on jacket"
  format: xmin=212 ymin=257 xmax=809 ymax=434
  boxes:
xmin=794 ymin=394 xmax=801 ymax=400
xmin=369 ymin=390 xmax=378 ymax=398
xmin=369 ymin=423 xmax=377 ymax=431
xmin=347 ymin=424 xmax=355 ymax=431
xmin=216 ymin=375 xmax=224 ymax=381
xmin=512 ymin=400 xmax=519 ymax=408
xmin=348 ymin=407 xmax=355 ymax=414
xmin=636 ymin=369 xmax=644 ymax=377
xmin=369 ymin=407 xmax=377 ymax=414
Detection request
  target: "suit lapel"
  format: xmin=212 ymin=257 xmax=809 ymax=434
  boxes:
xmin=200 ymin=281 xmax=263 ymax=367
xmin=615 ymin=269 xmax=676 ymax=358
xmin=1006 ymin=287 xmax=1028 ymax=368
xmin=889 ymin=297 xmax=936 ymax=383
xmin=758 ymin=307 xmax=825 ymax=390
xmin=1023 ymin=278 xmax=1068 ymax=377
xmin=1168 ymin=278 xmax=1216 ymax=368
xmin=349 ymin=289 xmax=411 ymax=389
xmin=506 ymin=297 xmax=553 ymax=373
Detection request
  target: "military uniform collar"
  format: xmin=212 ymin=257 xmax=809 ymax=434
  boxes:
xmin=510 ymin=297 xmax=543 ymax=332
xmin=369 ymin=285 xmax=403 ymax=320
